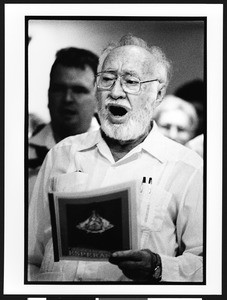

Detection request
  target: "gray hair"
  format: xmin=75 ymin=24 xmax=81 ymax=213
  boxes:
xmin=154 ymin=95 xmax=199 ymax=130
xmin=98 ymin=33 xmax=173 ymax=87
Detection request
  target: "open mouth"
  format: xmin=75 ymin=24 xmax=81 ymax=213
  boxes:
xmin=108 ymin=105 xmax=128 ymax=117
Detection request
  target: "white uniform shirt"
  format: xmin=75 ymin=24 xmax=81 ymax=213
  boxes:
xmin=28 ymin=122 xmax=203 ymax=282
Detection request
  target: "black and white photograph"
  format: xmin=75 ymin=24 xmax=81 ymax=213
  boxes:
xmin=26 ymin=16 xmax=205 ymax=283
xmin=3 ymin=2 xmax=223 ymax=298
xmin=26 ymin=15 xmax=206 ymax=284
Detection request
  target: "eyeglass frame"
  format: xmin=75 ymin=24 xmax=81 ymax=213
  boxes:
xmin=95 ymin=71 xmax=160 ymax=95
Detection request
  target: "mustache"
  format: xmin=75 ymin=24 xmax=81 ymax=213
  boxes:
xmin=104 ymin=98 xmax=132 ymax=111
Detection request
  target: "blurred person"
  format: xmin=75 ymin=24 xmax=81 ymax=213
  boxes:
xmin=28 ymin=113 xmax=45 ymax=138
xmin=153 ymin=95 xmax=199 ymax=145
xmin=28 ymin=47 xmax=99 ymax=199
xmin=175 ymin=79 xmax=205 ymax=136
xmin=28 ymin=34 xmax=203 ymax=282
xmin=175 ymin=80 xmax=205 ymax=157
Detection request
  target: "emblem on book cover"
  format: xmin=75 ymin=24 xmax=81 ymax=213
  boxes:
xmin=76 ymin=210 xmax=114 ymax=234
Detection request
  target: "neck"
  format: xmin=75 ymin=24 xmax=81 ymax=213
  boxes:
xmin=53 ymin=131 xmax=62 ymax=143
xmin=51 ymin=123 xmax=74 ymax=143
xmin=101 ymin=122 xmax=153 ymax=162
xmin=51 ymin=123 xmax=90 ymax=143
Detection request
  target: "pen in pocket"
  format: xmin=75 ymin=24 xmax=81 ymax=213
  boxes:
xmin=140 ymin=176 xmax=152 ymax=193
xmin=140 ymin=176 xmax=146 ymax=192
xmin=148 ymin=177 xmax=152 ymax=193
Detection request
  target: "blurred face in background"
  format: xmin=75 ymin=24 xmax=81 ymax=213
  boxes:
xmin=157 ymin=108 xmax=195 ymax=145
xmin=48 ymin=64 xmax=96 ymax=139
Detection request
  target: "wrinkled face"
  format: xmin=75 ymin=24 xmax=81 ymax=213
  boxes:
xmin=96 ymin=46 xmax=162 ymax=141
xmin=157 ymin=109 xmax=194 ymax=145
xmin=48 ymin=64 xmax=96 ymax=136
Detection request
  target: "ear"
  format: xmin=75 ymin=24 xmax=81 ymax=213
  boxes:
xmin=154 ymin=83 xmax=166 ymax=108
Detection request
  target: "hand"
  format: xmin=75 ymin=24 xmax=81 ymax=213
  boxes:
xmin=109 ymin=249 xmax=157 ymax=281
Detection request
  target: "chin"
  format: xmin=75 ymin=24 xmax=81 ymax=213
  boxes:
xmin=100 ymin=114 xmax=151 ymax=141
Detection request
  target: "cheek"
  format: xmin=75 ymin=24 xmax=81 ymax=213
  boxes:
xmin=160 ymin=127 xmax=169 ymax=134
xmin=129 ymin=94 xmax=143 ymax=111
xmin=80 ymin=97 xmax=96 ymax=111
xmin=182 ymin=131 xmax=192 ymax=139
xmin=48 ymin=98 xmax=60 ymax=114
xmin=49 ymin=94 xmax=63 ymax=108
xmin=96 ymin=91 xmax=108 ymax=109
xmin=132 ymin=94 xmax=154 ymax=113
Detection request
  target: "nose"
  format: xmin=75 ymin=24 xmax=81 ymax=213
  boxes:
xmin=64 ymin=88 xmax=74 ymax=102
xmin=109 ymin=77 xmax=126 ymax=99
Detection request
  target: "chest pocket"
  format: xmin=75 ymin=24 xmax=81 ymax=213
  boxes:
xmin=139 ymin=184 xmax=172 ymax=232
xmin=50 ymin=172 xmax=89 ymax=193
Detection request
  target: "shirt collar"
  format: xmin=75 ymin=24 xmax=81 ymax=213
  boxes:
xmin=76 ymin=121 xmax=168 ymax=163
xmin=140 ymin=121 xmax=168 ymax=163
xmin=30 ymin=117 xmax=100 ymax=150
xmin=69 ymin=128 xmax=102 ymax=153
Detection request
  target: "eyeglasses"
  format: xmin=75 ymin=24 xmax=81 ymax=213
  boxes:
xmin=96 ymin=71 xmax=160 ymax=95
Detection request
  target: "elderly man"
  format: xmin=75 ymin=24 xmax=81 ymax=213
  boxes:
xmin=28 ymin=34 xmax=203 ymax=282
xmin=28 ymin=47 xmax=100 ymax=199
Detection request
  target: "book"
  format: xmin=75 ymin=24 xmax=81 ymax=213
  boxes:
xmin=48 ymin=181 xmax=139 ymax=262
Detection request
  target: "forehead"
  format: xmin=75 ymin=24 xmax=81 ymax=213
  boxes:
xmin=51 ymin=64 xmax=95 ymax=83
xmin=102 ymin=46 xmax=155 ymax=77
xmin=160 ymin=109 xmax=191 ymax=125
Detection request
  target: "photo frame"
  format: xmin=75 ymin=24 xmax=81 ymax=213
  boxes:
xmin=3 ymin=2 xmax=224 ymax=297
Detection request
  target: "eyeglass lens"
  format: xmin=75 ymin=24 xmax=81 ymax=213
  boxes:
xmin=97 ymin=73 xmax=141 ymax=93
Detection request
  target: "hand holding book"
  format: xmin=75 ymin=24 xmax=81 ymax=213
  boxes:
xmin=109 ymin=249 xmax=162 ymax=282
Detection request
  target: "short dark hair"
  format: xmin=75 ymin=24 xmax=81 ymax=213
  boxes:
xmin=174 ymin=79 xmax=205 ymax=105
xmin=174 ymin=79 xmax=205 ymax=135
xmin=50 ymin=47 xmax=99 ymax=79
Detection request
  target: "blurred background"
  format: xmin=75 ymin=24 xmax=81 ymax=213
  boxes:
xmin=28 ymin=18 xmax=205 ymax=123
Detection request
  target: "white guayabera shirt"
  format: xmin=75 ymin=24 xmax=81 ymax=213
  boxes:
xmin=28 ymin=122 xmax=203 ymax=282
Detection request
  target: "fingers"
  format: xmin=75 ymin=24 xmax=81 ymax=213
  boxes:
xmin=109 ymin=250 xmax=151 ymax=273
xmin=116 ymin=259 xmax=151 ymax=281
xmin=117 ymin=260 xmax=144 ymax=271
xmin=108 ymin=249 xmax=155 ymax=281
xmin=120 ymin=268 xmax=144 ymax=281
xmin=109 ymin=250 xmax=144 ymax=264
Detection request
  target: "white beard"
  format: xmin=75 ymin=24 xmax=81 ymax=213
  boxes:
xmin=98 ymin=102 xmax=154 ymax=141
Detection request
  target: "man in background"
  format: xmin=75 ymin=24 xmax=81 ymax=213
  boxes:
xmin=28 ymin=47 xmax=99 ymax=199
